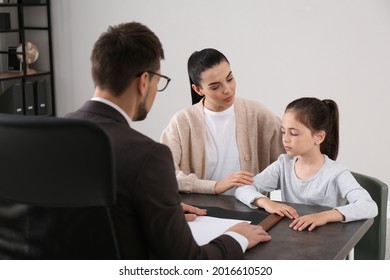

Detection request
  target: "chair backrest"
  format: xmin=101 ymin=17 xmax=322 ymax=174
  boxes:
xmin=352 ymin=172 xmax=388 ymax=260
xmin=0 ymin=114 xmax=120 ymax=259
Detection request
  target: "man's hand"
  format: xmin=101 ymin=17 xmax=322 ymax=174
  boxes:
xmin=181 ymin=202 xmax=207 ymax=221
xmin=227 ymin=222 xmax=271 ymax=249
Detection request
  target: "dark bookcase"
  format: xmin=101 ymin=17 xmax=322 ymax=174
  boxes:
xmin=0 ymin=0 xmax=55 ymax=116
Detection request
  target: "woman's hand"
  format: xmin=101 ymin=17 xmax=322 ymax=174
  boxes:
xmin=214 ymin=171 xmax=254 ymax=194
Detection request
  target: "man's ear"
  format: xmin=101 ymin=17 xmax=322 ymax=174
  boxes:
xmin=315 ymin=130 xmax=326 ymax=145
xmin=137 ymin=72 xmax=150 ymax=97
xmin=191 ymin=84 xmax=204 ymax=96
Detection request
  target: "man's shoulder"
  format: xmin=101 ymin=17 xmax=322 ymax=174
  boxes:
xmin=65 ymin=102 xmax=165 ymax=151
xmin=64 ymin=108 xmax=86 ymax=119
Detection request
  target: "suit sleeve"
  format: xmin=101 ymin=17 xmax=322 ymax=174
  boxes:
xmin=133 ymin=143 xmax=243 ymax=259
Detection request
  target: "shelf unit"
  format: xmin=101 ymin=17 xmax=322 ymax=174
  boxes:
xmin=0 ymin=0 xmax=55 ymax=116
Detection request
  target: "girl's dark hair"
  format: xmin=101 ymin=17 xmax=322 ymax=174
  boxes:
xmin=285 ymin=97 xmax=339 ymax=160
xmin=187 ymin=48 xmax=229 ymax=105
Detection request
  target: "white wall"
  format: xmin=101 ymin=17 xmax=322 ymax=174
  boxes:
xmin=50 ymin=0 xmax=390 ymax=200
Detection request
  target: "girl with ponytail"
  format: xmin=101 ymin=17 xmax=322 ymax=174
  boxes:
xmin=235 ymin=97 xmax=377 ymax=231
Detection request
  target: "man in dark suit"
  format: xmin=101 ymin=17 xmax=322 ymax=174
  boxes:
xmin=65 ymin=21 xmax=271 ymax=259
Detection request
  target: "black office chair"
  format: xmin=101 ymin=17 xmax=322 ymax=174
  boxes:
xmin=352 ymin=172 xmax=388 ymax=260
xmin=0 ymin=114 xmax=120 ymax=259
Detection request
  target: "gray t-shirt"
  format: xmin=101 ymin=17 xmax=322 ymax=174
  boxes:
xmin=235 ymin=154 xmax=378 ymax=222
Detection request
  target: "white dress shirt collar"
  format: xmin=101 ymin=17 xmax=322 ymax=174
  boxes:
xmin=91 ymin=97 xmax=132 ymax=126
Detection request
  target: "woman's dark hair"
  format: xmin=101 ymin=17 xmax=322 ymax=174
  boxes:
xmin=187 ymin=48 xmax=229 ymax=105
xmin=285 ymin=97 xmax=339 ymax=160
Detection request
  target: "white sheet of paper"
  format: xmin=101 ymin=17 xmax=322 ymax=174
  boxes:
xmin=187 ymin=216 xmax=249 ymax=246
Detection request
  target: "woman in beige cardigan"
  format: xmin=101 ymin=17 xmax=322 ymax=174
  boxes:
xmin=161 ymin=48 xmax=284 ymax=195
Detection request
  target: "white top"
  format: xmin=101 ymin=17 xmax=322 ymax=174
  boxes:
xmin=235 ymin=154 xmax=378 ymax=222
xmin=204 ymin=104 xmax=240 ymax=196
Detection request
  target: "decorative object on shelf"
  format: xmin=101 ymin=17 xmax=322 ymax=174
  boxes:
xmin=16 ymin=41 xmax=39 ymax=73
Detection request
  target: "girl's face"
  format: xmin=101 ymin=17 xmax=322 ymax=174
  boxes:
xmin=192 ymin=61 xmax=236 ymax=112
xmin=281 ymin=111 xmax=324 ymax=158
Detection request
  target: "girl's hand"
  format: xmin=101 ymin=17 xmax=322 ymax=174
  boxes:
xmin=255 ymin=198 xmax=299 ymax=219
xmin=289 ymin=209 xmax=344 ymax=231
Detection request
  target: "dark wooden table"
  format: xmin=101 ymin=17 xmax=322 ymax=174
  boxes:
xmin=181 ymin=193 xmax=374 ymax=260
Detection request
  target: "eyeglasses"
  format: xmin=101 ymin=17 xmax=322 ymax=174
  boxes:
xmin=137 ymin=70 xmax=171 ymax=92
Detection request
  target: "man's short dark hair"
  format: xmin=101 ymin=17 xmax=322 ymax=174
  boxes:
xmin=91 ymin=22 xmax=164 ymax=95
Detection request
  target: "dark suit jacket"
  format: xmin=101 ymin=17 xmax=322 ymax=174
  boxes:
xmin=65 ymin=100 xmax=243 ymax=259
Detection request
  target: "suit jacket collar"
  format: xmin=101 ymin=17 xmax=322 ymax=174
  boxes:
xmin=80 ymin=100 xmax=130 ymax=127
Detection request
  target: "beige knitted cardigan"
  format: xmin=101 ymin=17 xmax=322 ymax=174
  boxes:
xmin=160 ymin=97 xmax=284 ymax=194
